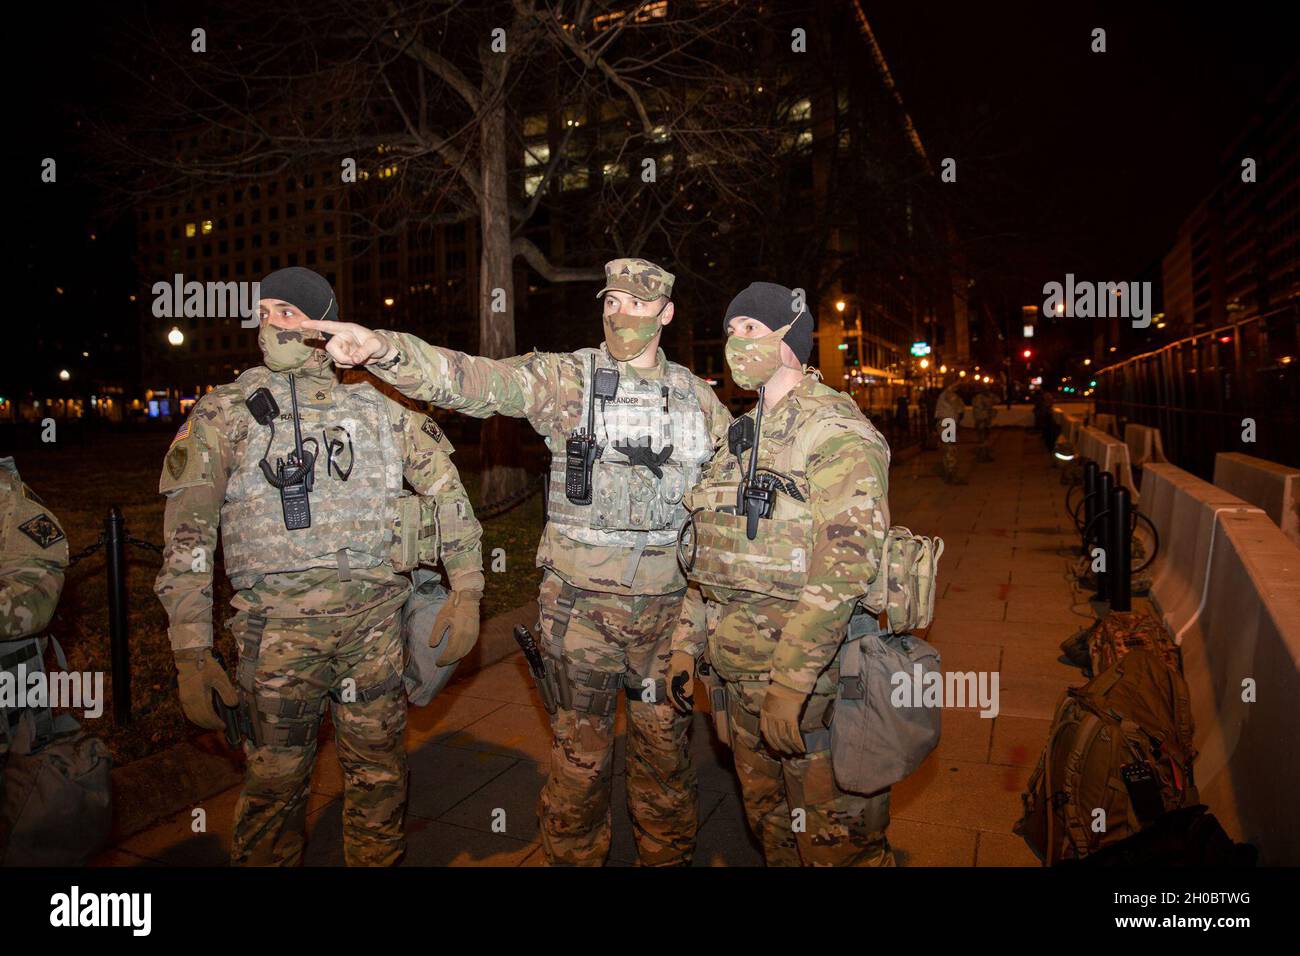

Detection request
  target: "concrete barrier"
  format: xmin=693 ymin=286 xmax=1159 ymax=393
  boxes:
xmin=1076 ymin=425 xmax=1138 ymax=496
xmin=1094 ymin=412 xmax=1119 ymax=437
xmin=1125 ymin=423 xmax=1167 ymax=468
xmin=1140 ymin=462 xmax=1300 ymax=863
xmin=1051 ymin=402 xmax=1094 ymax=428
xmin=1214 ymin=452 xmax=1300 ymax=549
xmin=960 ymin=403 xmax=1036 ymax=428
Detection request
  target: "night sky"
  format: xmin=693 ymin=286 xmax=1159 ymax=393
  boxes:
xmin=14 ymin=1 xmax=1298 ymax=391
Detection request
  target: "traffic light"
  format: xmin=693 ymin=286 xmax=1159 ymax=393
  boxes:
xmin=1022 ymin=348 xmax=1033 ymax=360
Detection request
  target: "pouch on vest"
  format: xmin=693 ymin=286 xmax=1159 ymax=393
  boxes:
xmin=590 ymin=459 xmax=680 ymax=532
xmin=389 ymin=493 xmax=440 ymax=573
xmin=401 ymin=568 xmax=458 ymax=706
xmin=830 ymin=607 xmax=941 ymax=795
xmin=863 ymin=527 xmax=944 ymax=634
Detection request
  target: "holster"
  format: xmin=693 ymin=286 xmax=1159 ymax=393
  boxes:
xmin=533 ymin=581 xmax=666 ymax=717
xmin=696 ymin=657 xmax=730 ymax=749
xmin=539 ymin=654 xmax=666 ymax=717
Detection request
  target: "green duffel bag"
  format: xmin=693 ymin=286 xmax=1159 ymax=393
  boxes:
xmin=830 ymin=607 xmax=942 ymax=795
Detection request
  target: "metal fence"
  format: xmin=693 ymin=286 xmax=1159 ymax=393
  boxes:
xmin=1092 ymin=304 xmax=1300 ymax=479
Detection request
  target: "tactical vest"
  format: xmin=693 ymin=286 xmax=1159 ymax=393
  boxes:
xmin=545 ymin=348 xmax=713 ymax=549
xmin=680 ymin=407 xmax=817 ymax=604
xmin=221 ymin=368 xmax=403 ymax=586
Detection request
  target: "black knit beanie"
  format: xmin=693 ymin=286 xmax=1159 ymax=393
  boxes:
xmin=723 ymin=281 xmax=813 ymax=364
xmin=259 ymin=267 xmax=338 ymax=322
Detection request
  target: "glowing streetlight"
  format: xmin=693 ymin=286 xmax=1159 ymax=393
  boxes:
xmin=835 ymin=300 xmax=846 ymax=313
xmin=919 ymin=358 xmax=930 ymax=370
xmin=383 ymin=297 xmax=396 ymax=307
xmin=1083 ymin=358 xmax=1091 ymax=366
xmin=168 ymin=327 xmax=185 ymax=347
xmin=58 ymin=369 xmax=71 ymax=382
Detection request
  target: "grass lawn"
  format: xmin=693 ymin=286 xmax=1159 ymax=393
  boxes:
xmin=14 ymin=426 xmax=543 ymax=766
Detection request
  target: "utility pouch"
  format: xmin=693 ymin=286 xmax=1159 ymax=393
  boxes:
xmin=864 ymin=527 xmax=945 ymax=635
xmin=590 ymin=460 xmax=675 ymax=532
xmin=390 ymin=492 xmax=421 ymax=572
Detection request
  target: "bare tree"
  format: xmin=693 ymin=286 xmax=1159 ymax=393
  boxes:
xmin=90 ymin=0 xmax=784 ymax=501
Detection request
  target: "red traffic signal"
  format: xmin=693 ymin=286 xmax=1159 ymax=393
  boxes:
xmin=1022 ymin=348 xmax=1033 ymax=359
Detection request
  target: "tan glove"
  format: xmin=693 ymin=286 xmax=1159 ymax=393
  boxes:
xmin=759 ymin=681 xmax=807 ymax=755
xmin=174 ymin=648 xmax=238 ymax=731
xmin=432 ymin=590 xmax=482 ymax=665
xmin=666 ymin=650 xmax=697 ymax=715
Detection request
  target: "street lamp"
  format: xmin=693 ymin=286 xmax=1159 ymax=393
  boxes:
xmin=167 ymin=327 xmax=185 ymax=347
xmin=58 ymin=369 xmax=71 ymax=382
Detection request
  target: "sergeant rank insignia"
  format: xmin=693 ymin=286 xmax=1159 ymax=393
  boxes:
xmin=19 ymin=513 xmax=65 ymax=549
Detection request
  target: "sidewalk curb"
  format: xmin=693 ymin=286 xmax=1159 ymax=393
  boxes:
xmin=107 ymin=599 xmax=541 ymax=844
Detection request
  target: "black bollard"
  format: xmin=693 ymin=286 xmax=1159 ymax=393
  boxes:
xmin=105 ymin=507 xmax=131 ymax=726
xmin=1111 ymin=485 xmax=1132 ymax=612
xmin=1082 ymin=459 xmax=1099 ymax=550
xmin=1095 ymin=471 xmax=1114 ymax=602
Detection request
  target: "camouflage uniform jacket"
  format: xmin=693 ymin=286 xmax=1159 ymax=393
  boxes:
xmin=368 ymin=332 xmax=732 ymax=596
xmin=674 ymin=374 xmax=891 ymax=695
xmin=0 ymin=458 xmax=68 ymax=640
xmin=154 ymin=367 xmax=484 ymax=653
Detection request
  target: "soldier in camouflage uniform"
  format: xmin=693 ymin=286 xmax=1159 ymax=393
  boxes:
xmin=1 ymin=457 xmax=70 ymax=762
xmin=155 ymin=268 xmax=484 ymax=866
xmin=304 ymin=258 xmax=732 ymax=866
xmin=933 ymin=383 xmax=965 ymax=483
xmin=671 ymin=282 xmax=895 ymax=866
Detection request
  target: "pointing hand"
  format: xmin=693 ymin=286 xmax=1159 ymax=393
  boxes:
xmin=299 ymin=319 xmax=394 ymax=368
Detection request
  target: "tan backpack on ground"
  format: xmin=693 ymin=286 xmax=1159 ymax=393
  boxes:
xmin=1015 ymin=649 xmax=1198 ymax=864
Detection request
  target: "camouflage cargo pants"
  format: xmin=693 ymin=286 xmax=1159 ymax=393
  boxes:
xmin=725 ymin=677 xmax=894 ymax=867
xmin=536 ymin=571 xmax=697 ymax=866
xmin=229 ymin=595 xmax=408 ymax=867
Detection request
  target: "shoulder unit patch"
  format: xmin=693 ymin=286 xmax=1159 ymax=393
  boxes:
xmin=19 ymin=513 xmax=65 ymax=549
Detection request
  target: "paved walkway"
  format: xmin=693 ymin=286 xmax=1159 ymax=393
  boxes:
xmin=97 ymin=427 xmax=1096 ymax=867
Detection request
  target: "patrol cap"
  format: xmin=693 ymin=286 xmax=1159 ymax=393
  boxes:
xmin=596 ymin=257 xmax=675 ymax=301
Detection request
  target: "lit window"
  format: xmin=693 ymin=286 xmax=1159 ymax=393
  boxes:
xmin=185 ymin=223 xmax=197 ymax=238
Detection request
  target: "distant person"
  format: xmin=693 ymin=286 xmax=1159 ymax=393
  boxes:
xmin=933 ymin=384 xmax=965 ymax=483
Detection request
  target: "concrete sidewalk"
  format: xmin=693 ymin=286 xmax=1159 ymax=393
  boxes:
xmin=97 ymin=428 xmax=1094 ymax=867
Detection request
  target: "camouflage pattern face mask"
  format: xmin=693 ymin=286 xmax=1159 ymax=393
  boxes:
xmin=725 ymin=322 xmax=791 ymax=389
xmin=603 ymin=303 xmax=665 ymax=361
xmin=258 ymin=322 xmax=329 ymax=373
